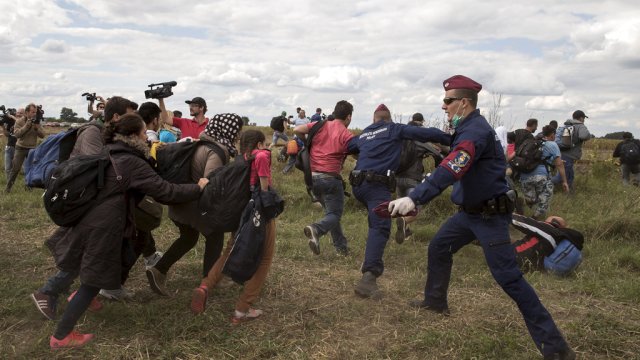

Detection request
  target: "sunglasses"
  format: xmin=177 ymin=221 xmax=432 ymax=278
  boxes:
xmin=442 ymin=97 xmax=464 ymax=105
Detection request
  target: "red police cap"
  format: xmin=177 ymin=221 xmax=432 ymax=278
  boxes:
xmin=443 ymin=75 xmax=482 ymax=93
xmin=375 ymin=103 xmax=390 ymax=113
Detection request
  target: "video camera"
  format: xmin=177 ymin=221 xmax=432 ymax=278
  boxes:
xmin=33 ymin=105 xmax=44 ymax=125
xmin=82 ymin=92 xmax=97 ymax=102
xmin=0 ymin=105 xmax=17 ymax=123
xmin=0 ymin=105 xmax=17 ymax=116
xmin=145 ymin=81 xmax=177 ymax=99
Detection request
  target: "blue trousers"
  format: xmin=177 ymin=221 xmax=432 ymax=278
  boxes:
xmin=552 ymin=155 xmax=574 ymax=189
xmin=353 ymin=182 xmax=392 ymax=277
xmin=311 ymin=176 xmax=348 ymax=251
xmin=423 ymin=211 xmax=568 ymax=356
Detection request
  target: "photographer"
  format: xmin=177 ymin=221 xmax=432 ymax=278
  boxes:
xmin=82 ymin=93 xmax=106 ymax=122
xmin=5 ymin=103 xmax=44 ymax=193
xmin=1 ymin=107 xmax=22 ymax=178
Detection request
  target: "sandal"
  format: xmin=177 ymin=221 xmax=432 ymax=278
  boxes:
xmin=190 ymin=286 xmax=208 ymax=315
xmin=230 ymin=308 xmax=263 ymax=325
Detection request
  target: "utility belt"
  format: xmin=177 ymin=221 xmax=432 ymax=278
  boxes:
xmin=459 ymin=190 xmax=516 ymax=216
xmin=349 ymin=170 xmax=396 ymax=192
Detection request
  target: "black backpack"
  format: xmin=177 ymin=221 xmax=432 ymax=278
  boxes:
xmin=620 ymin=141 xmax=640 ymax=165
xmin=295 ymin=120 xmax=327 ymax=196
xmin=43 ymin=150 xmax=122 ymax=227
xmin=397 ymin=139 xmax=418 ymax=175
xmin=156 ymin=141 xmax=226 ymax=184
xmin=270 ymin=116 xmax=285 ymax=132
xmin=222 ymin=188 xmax=284 ymax=284
xmin=197 ymin=155 xmax=254 ymax=233
xmin=509 ymin=138 xmax=546 ymax=173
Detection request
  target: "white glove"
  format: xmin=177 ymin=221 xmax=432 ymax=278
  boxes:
xmin=388 ymin=197 xmax=416 ymax=217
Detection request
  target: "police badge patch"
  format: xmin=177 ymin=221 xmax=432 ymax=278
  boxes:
xmin=447 ymin=150 xmax=470 ymax=174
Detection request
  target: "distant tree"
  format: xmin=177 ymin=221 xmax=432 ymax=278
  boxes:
xmin=241 ymin=116 xmax=250 ymax=126
xmin=60 ymin=107 xmax=79 ymax=122
xmin=484 ymin=92 xmax=504 ymax=128
xmin=603 ymin=131 xmax=626 ymax=140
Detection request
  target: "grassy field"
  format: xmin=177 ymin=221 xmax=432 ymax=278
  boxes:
xmin=0 ymin=129 xmax=639 ymax=359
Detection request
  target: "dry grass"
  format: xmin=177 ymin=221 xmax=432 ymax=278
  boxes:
xmin=0 ymin=133 xmax=639 ymax=359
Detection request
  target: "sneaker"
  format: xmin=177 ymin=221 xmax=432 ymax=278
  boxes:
xmin=408 ymin=299 xmax=450 ymax=316
xmin=354 ymin=271 xmax=379 ymax=299
xmin=395 ymin=217 xmax=407 ymax=244
xmin=146 ymin=267 xmax=169 ymax=296
xmin=50 ymin=331 xmax=94 ymax=350
xmin=31 ymin=291 xmax=56 ymax=320
xmin=68 ymin=290 xmax=103 ymax=312
xmin=544 ymin=348 xmax=576 ymax=360
xmin=144 ymin=251 xmax=164 ymax=269
xmin=99 ymin=286 xmax=134 ymax=301
xmin=190 ymin=286 xmax=208 ymax=315
xmin=304 ymin=225 xmax=320 ymax=255
xmin=231 ymin=308 xmax=263 ymax=325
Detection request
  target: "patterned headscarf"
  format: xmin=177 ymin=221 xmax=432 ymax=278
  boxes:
xmin=205 ymin=113 xmax=243 ymax=157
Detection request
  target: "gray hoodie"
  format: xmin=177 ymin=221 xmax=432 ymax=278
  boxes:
xmin=560 ymin=119 xmax=591 ymax=160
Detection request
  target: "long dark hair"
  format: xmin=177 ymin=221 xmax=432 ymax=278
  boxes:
xmin=239 ymin=130 xmax=265 ymax=156
xmin=103 ymin=113 xmax=145 ymax=144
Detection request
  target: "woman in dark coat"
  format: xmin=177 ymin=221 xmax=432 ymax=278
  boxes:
xmin=46 ymin=113 xmax=209 ymax=349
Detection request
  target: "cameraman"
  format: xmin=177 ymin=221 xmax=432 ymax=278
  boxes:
xmin=159 ymin=97 xmax=208 ymax=139
xmin=1 ymin=107 xmax=22 ymax=178
xmin=6 ymin=104 xmax=44 ymax=193
xmin=87 ymin=95 xmax=106 ymax=122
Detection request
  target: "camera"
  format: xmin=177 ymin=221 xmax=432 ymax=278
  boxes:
xmin=33 ymin=105 xmax=44 ymax=125
xmin=82 ymin=92 xmax=97 ymax=101
xmin=144 ymin=81 xmax=177 ymax=99
xmin=0 ymin=105 xmax=17 ymax=122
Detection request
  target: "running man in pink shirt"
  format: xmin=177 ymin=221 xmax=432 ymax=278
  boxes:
xmin=294 ymin=100 xmax=354 ymax=256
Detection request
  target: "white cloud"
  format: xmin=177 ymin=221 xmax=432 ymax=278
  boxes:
xmin=302 ymin=66 xmax=369 ymax=91
xmin=1 ymin=1 xmax=640 ymax=135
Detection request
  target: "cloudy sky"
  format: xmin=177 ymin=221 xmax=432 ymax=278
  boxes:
xmin=1 ymin=0 xmax=639 ymax=136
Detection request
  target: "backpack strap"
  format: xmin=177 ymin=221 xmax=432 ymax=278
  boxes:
xmin=201 ymin=141 xmax=228 ymax=166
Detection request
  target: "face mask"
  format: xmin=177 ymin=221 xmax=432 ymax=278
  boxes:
xmin=451 ymin=102 xmax=465 ymax=128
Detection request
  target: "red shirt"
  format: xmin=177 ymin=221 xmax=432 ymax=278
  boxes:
xmin=173 ymin=117 xmax=209 ymax=139
xmin=249 ymin=149 xmax=272 ymax=187
xmin=308 ymin=120 xmax=353 ymax=174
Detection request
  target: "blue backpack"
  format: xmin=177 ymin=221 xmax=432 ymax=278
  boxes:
xmin=25 ymin=128 xmax=79 ymax=188
xmin=544 ymin=240 xmax=582 ymax=276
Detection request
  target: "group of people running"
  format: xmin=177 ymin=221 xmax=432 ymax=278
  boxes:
xmin=10 ymin=74 xmax=580 ymax=359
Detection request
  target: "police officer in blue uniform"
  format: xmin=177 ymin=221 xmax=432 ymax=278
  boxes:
xmin=388 ymin=75 xmax=574 ymax=360
xmin=347 ymin=104 xmax=450 ymax=299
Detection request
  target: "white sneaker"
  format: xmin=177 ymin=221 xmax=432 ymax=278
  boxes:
xmin=144 ymin=251 xmax=163 ymax=269
xmin=99 ymin=286 xmax=134 ymax=301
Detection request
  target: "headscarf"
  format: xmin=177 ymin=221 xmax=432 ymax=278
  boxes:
xmin=204 ymin=113 xmax=243 ymax=157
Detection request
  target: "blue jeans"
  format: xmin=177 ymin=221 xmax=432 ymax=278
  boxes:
xmin=424 ymin=211 xmax=568 ymax=357
xmin=4 ymin=145 xmax=14 ymax=178
xmin=552 ymin=155 xmax=574 ymax=189
xmin=271 ymin=131 xmax=288 ymax=146
xmin=311 ymin=175 xmax=348 ymax=251
xmin=40 ymin=269 xmax=79 ymax=305
xmin=353 ymin=181 xmax=392 ymax=277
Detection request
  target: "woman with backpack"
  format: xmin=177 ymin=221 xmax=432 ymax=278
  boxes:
xmin=45 ymin=113 xmax=209 ymax=349
xmin=146 ymin=114 xmax=244 ymax=296
xmin=190 ymin=129 xmax=279 ymax=325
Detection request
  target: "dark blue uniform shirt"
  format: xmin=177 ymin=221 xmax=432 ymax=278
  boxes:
xmin=409 ymin=109 xmax=508 ymax=207
xmin=347 ymin=121 xmax=450 ymax=174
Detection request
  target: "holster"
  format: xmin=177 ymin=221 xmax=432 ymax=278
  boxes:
xmin=349 ymin=170 xmax=396 ymax=192
xmin=461 ymin=190 xmax=516 ymax=216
